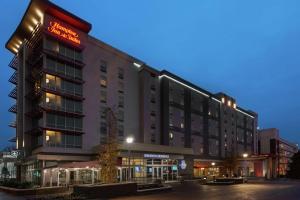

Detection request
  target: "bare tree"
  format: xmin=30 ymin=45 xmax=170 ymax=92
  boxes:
xmin=98 ymin=108 xmax=119 ymax=183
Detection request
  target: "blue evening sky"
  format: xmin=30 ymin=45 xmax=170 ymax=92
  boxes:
xmin=0 ymin=0 xmax=299 ymax=148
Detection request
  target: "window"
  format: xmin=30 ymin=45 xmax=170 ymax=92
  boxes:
xmin=45 ymin=57 xmax=82 ymax=80
xmin=118 ymin=110 xmax=124 ymax=122
xmin=100 ymin=61 xmax=107 ymax=73
xmin=100 ymin=107 xmax=107 ymax=119
xmin=169 ymin=132 xmax=174 ymax=140
xmin=46 ymin=113 xmax=55 ymax=127
xmin=45 ymin=114 xmax=82 ymax=131
xmin=66 ymin=64 xmax=75 ymax=78
xmin=118 ymin=96 xmax=124 ymax=108
xmin=118 ymin=68 xmax=124 ymax=79
xmin=100 ymin=91 xmax=107 ymax=103
xmin=118 ymin=82 xmax=124 ymax=93
xmin=100 ymin=76 xmax=107 ymax=87
xmin=100 ymin=122 xmax=107 ymax=135
xmin=118 ymin=125 xmax=124 ymax=136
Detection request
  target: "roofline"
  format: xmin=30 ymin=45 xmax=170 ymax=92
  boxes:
xmin=6 ymin=0 xmax=92 ymax=54
xmin=159 ymin=70 xmax=256 ymax=118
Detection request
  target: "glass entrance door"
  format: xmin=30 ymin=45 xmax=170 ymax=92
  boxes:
xmin=153 ymin=167 xmax=162 ymax=179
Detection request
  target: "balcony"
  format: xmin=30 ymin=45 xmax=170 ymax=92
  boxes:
xmin=9 ymin=121 xmax=16 ymax=128
xmin=9 ymin=71 xmax=18 ymax=85
xmin=8 ymin=104 xmax=17 ymax=113
xmin=41 ymin=84 xmax=83 ymax=101
xmin=8 ymin=87 xmax=17 ymax=99
xmin=39 ymin=102 xmax=83 ymax=117
xmin=9 ymin=56 xmax=18 ymax=70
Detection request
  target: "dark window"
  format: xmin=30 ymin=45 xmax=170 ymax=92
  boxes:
xmin=100 ymin=60 xmax=107 ymax=73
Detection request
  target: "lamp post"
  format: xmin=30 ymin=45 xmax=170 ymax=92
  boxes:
xmin=126 ymin=136 xmax=134 ymax=182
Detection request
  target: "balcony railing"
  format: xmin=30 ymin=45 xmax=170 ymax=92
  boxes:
xmin=9 ymin=56 xmax=18 ymax=70
xmin=9 ymin=71 xmax=18 ymax=85
xmin=9 ymin=121 xmax=16 ymax=128
xmin=40 ymin=102 xmax=83 ymax=115
xmin=8 ymin=104 xmax=17 ymax=113
xmin=42 ymin=83 xmax=83 ymax=99
xmin=8 ymin=87 xmax=17 ymax=99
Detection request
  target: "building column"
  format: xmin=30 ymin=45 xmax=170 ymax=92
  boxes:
xmin=66 ymin=169 xmax=70 ymax=186
xmin=91 ymin=168 xmax=95 ymax=184
xmin=57 ymin=169 xmax=60 ymax=187
xmin=50 ymin=169 xmax=53 ymax=187
xmin=75 ymin=170 xmax=79 ymax=184
xmin=41 ymin=160 xmax=45 ymax=187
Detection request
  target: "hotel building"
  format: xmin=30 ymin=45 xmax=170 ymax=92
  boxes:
xmin=258 ymin=128 xmax=298 ymax=178
xmin=7 ymin=0 xmax=258 ymax=186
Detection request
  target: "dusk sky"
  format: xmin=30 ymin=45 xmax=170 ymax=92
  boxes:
xmin=0 ymin=0 xmax=299 ymax=149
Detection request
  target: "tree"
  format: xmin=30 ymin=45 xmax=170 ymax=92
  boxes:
xmin=1 ymin=166 xmax=10 ymax=180
xmin=98 ymin=108 xmax=119 ymax=183
xmin=223 ymin=155 xmax=237 ymax=177
xmin=287 ymin=151 xmax=300 ymax=179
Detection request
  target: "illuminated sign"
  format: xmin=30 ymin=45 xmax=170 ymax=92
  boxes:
xmin=144 ymin=154 xmax=169 ymax=159
xmin=179 ymin=160 xmax=187 ymax=170
xmin=47 ymin=21 xmax=81 ymax=45
xmin=3 ymin=151 xmax=19 ymax=159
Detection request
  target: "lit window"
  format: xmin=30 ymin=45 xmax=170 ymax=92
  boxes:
xmin=233 ymin=103 xmax=237 ymax=109
xmin=100 ymin=79 xmax=107 ymax=87
xmin=46 ymin=97 xmax=50 ymax=103
xmin=180 ymin=123 xmax=184 ymax=129
xmin=169 ymin=132 xmax=173 ymax=139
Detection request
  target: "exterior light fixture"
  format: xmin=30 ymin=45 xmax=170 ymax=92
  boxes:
xmin=221 ymin=97 xmax=225 ymax=103
xmin=228 ymin=100 xmax=232 ymax=107
xmin=211 ymin=162 xmax=216 ymax=166
xmin=133 ymin=62 xmax=142 ymax=68
xmin=126 ymin=136 xmax=134 ymax=144
xmin=28 ymin=25 xmax=34 ymax=32
xmin=243 ymin=153 xmax=248 ymax=158
xmin=233 ymin=103 xmax=237 ymax=109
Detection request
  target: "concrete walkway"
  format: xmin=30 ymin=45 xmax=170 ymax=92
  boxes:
xmin=0 ymin=192 xmax=24 ymax=200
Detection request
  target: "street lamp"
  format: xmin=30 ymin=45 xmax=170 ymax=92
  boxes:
xmin=243 ymin=153 xmax=248 ymax=158
xmin=126 ymin=137 xmax=134 ymax=144
xmin=126 ymin=136 xmax=134 ymax=182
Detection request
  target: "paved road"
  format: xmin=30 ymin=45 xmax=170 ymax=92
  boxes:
xmin=114 ymin=180 xmax=300 ymax=200
xmin=1 ymin=180 xmax=300 ymax=200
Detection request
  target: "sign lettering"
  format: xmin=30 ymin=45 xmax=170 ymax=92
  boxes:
xmin=47 ymin=21 xmax=81 ymax=45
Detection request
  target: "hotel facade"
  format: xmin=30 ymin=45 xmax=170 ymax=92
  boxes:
xmin=7 ymin=0 xmax=258 ymax=186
